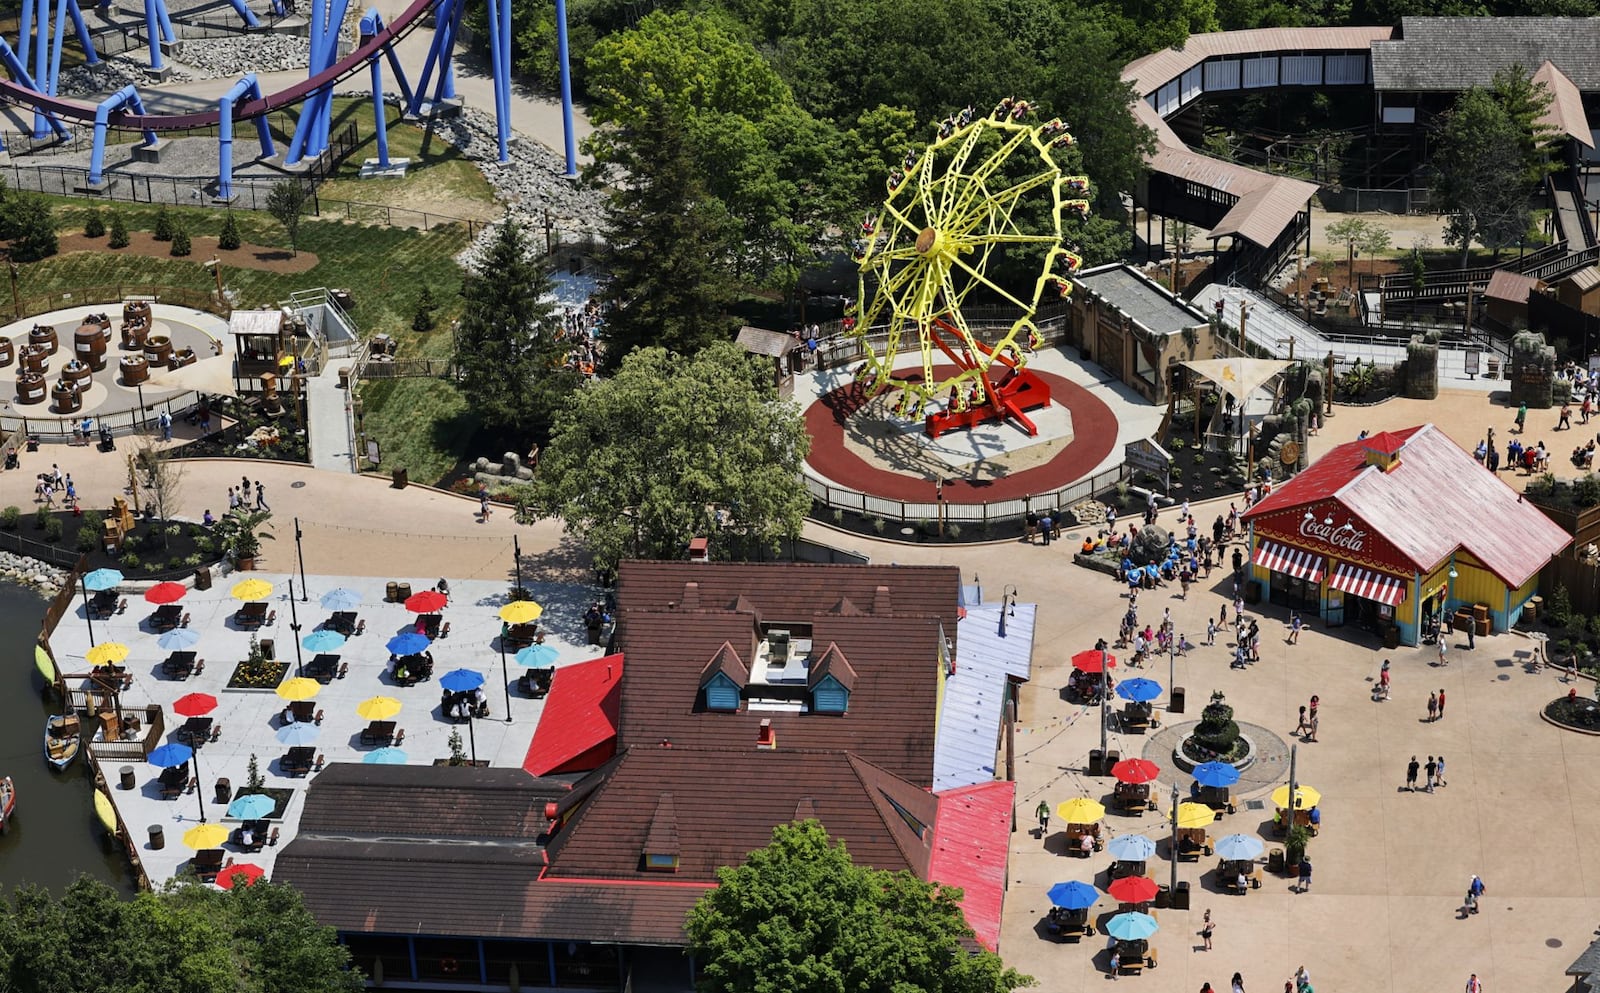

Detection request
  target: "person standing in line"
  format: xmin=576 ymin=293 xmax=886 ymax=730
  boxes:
xmin=1425 ymin=756 xmax=1438 ymax=793
xmin=1201 ymin=908 xmax=1214 ymax=950
xmin=1438 ymin=688 xmax=1447 ymax=718
xmin=1427 ymin=691 xmax=1439 ymax=722
xmin=1406 ymin=755 xmax=1420 ymax=791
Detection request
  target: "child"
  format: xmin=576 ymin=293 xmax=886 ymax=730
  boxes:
xmin=1206 ymin=619 xmax=1218 ymax=646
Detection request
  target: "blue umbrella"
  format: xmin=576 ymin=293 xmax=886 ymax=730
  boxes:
xmin=364 ymin=747 xmax=408 ymax=765
xmin=320 ymin=587 xmax=363 ymax=611
xmin=147 ymin=742 xmax=193 ymax=768
xmin=439 ymin=668 xmax=484 ymax=693
xmin=515 ymin=645 xmax=559 ymax=668
xmin=1214 ymin=834 xmax=1265 ymax=861
xmin=158 ymin=627 xmax=202 ymax=651
xmin=1193 ymin=762 xmax=1241 ymax=788
xmin=1047 ymin=881 xmax=1100 ymax=910
xmin=83 ymin=568 xmax=124 ymax=592
xmin=302 ymin=629 xmax=347 ymax=653
xmin=386 ymin=632 xmax=431 ymax=656
xmin=1115 ymin=678 xmax=1162 ymax=703
xmin=1105 ymin=912 xmax=1159 ymax=942
xmin=1105 ymin=834 xmax=1156 ymax=862
xmin=275 ymin=723 xmax=322 ymax=746
xmin=227 ymin=793 xmax=277 ymax=820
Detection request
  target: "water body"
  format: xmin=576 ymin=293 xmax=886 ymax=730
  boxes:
xmin=0 ymin=583 xmax=136 ymax=895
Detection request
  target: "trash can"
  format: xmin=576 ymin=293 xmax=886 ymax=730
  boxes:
xmin=1105 ymin=749 xmax=1121 ymax=770
xmin=1154 ymin=884 xmax=1171 ymax=909
xmin=1170 ymin=686 xmax=1186 ymax=714
xmin=119 ymin=765 xmax=135 ymax=790
xmin=1173 ymin=881 xmax=1191 ymax=910
xmin=215 ymin=778 xmax=231 ymax=804
xmin=147 ymin=825 xmax=164 ymax=850
xmin=391 ymin=467 xmax=408 ymax=489
xmin=1088 ymin=748 xmax=1104 ymax=776
xmin=1268 ymin=847 xmax=1285 ymax=873
xmin=194 ymin=566 xmax=211 ymax=591
xmin=260 ymin=639 xmax=275 ymax=659
xmin=397 ymin=582 xmax=412 ymax=602
xmin=337 ymin=366 xmax=351 ymax=389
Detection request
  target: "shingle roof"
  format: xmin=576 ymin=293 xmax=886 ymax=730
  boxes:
xmin=292 ymin=764 xmax=566 ymax=838
xmin=1073 ymin=263 xmax=1212 ymax=337
xmin=1371 ymin=17 xmax=1600 ymax=92
xmin=1532 ymin=61 xmax=1593 ymax=148
xmin=1566 ymin=267 xmax=1600 ymax=292
xmin=808 ymin=642 xmax=858 ymax=691
xmin=1485 ymin=269 xmax=1544 ymax=303
xmin=1122 ymin=25 xmax=1394 ymax=90
xmin=736 ymin=326 xmax=796 ymax=358
xmin=698 ymin=641 xmax=749 ymax=689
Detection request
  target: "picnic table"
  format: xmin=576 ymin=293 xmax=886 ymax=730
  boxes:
xmin=176 ymin=716 xmax=213 ymax=746
xmin=89 ymin=589 xmax=119 ymax=619
xmin=157 ymin=765 xmax=190 ymax=798
xmin=236 ymin=602 xmax=269 ymax=629
xmin=231 ymin=820 xmax=268 ymax=852
xmin=191 ymin=848 xmax=224 ymax=882
xmin=151 ymin=604 xmax=182 ymax=632
xmin=519 ymin=666 xmax=554 ymax=698
xmin=327 ymin=612 xmax=358 ymax=636
xmin=360 ymin=720 xmax=396 ymax=746
xmin=281 ymin=746 xmax=315 ymax=776
xmin=162 ymin=651 xmax=198 ymax=678
xmin=502 ymin=623 xmax=541 ymax=650
xmin=285 ymin=701 xmax=320 ymax=724
xmin=418 ymin=613 xmax=442 ymax=639
xmin=305 ymin=654 xmax=342 ymax=684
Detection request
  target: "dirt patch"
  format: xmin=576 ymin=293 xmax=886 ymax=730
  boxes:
xmin=54 ymin=232 xmax=320 ymax=274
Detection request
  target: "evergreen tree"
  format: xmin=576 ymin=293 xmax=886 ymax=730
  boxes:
xmin=1430 ymin=87 xmax=1531 ymax=265
xmin=218 ymin=210 xmax=241 ymax=250
xmin=108 ymin=212 xmax=129 ymax=249
xmin=169 ymin=225 xmax=191 ymax=257
xmin=411 ymin=285 xmax=436 ymax=332
xmin=266 ymin=180 xmax=310 ymax=256
xmin=84 ymin=208 xmax=105 ymax=238
xmin=6 ymin=194 xmax=57 ymax=262
xmin=594 ymin=99 xmax=738 ymax=370
xmin=152 ymin=204 xmax=174 ymax=242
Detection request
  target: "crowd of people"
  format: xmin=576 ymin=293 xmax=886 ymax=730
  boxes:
xmin=554 ymin=299 xmax=607 ymax=378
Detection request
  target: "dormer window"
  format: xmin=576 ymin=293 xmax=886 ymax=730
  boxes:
xmin=808 ymin=643 xmax=856 ymax=715
xmin=642 ymin=794 xmax=680 ymax=872
xmin=698 ymin=641 xmax=749 ymax=713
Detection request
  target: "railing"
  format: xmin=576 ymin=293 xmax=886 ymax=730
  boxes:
xmin=84 ymin=707 xmax=166 ymax=762
xmin=356 ymin=357 xmax=457 ymax=380
xmin=0 ymin=527 xmax=87 ymax=568
xmin=805 ymin=463 xmax=1130 ymax=529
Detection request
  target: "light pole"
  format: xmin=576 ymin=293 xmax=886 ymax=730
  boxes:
xmin=513 ymin=534 xmax=523 ymax=593
xmin=192 ymin=752 xmax=208 ymax=822
xmin=499 ymin=637 xmax=512 ymax=724
xmin=79 ymin=574 xmax=95 ymax=645
xmin=1099 ymin=645 xmax=1109 ymax=761
xmin=6 ymin=255 xmax=19 ymax=320
xmin=1169 ymin=782 xmax=1180 ymax=899
xmin=294 ymin=517 xmax=308 ymax=601
xmin=1000 ymin=584 xmax=1017 ymax=638
xmin=287 ymin=576 xmax=305 ymax=679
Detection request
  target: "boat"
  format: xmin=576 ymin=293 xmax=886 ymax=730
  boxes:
xmin=44 ymin=713 xmax=81 ymax=772
xmin=0 ymin=776 xmax=14 ymax=833
xmin=93 ymin=789 xmax=117 ymax=836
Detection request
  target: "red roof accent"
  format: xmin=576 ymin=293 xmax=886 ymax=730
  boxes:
xmin=522 ymin=655 xmax=624 ymax=777
xmin=930 ymin=780 xmax=1015 ymax=952
xmin=1360 ymin=430 xmax=1408 ymax=455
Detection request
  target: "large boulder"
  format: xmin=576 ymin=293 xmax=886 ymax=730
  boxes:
xmin=1130 ymin=524 xmax=1171 ymax=565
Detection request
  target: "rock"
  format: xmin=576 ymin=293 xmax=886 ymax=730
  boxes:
xmin=1129 ymin=524 xmax=1171 ymax=566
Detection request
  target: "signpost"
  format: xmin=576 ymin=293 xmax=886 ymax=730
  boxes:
xmin=1124 ymin=438 xmax=1173 ymax=494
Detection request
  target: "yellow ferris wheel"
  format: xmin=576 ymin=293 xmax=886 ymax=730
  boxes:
xmin=849 ymin=98 xmax=1089 ymax=438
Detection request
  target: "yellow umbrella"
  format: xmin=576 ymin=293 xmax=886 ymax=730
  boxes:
xmin=231 ymin=579 xmax=274 ymax=602
xmin=86 ymin=642 xmax=129 ymax=666
xmin=275 ymin=677 xmax=321 ymax=702
xmin=182 ymin=823 xmax=230 ymax=850
xmin=498 ymin=600 xmax=544 ymax=624
xmin=35 ymin=645 xmax=55 ymax=681
xmin=1056 ymin=797 xmax=1107 ymax=824
xmin=1271 ymin=784 xmax=1322 ymax=810
xmin=1171 ymin=802 xmax=1215 ymax=829
xmin=355 ymin=696 xmax=402 ymax=721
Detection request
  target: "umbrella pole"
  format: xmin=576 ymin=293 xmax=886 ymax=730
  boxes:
xmin=80 ymin=574 xmax=94 ymax=645
xmin=192 ymin=753 xmax=207 ymax=822
xmin=294 ymin=517 xmax=308 ymax=602
xmin=500 ymin=640 xmax=512 ymax=724
xmin=1288 ymin=743 xmax=1298 ymax=815
xmin=1099 ymin=649 xmax=1108 ymax=760
xmin=467 ymin=712 xmax=477 ymax=766
xmin=287 ymin=577 xmax=304 ymax=679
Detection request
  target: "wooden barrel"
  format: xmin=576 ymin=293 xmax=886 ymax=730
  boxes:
xmin=119 ymin=354 xmax=148 ymax=386
xmin=20 ymin=343 xmax=49 ymax=374
xmin=120 ymin=320 xmax=148 ymax=351
xmin=28 ymin=324 xmax=57 ymax=354
xmin=51 ymin=381 xmax=81 ymax=413
xmin=172 ymin=346 xmax=197 ymax=368
xmin=0 ymin=338 xmax=14 ymax=368
xmin=61 ymin=359 xmax=91 ymax=389
xmin=16 ymin=370 xmax=45 ymax=404
xmin=143 ymin=335 xmax=172 ymax=369
xmin=74 ymin=324 xmax=107 ymax=371
xmin=122 ymin=300 xmax=151 ymax=325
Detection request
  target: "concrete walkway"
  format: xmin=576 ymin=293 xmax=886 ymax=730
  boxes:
xmin=304 ymin=363 xmax=352 ymax=473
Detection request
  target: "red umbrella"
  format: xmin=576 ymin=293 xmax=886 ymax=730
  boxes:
xmin=1112 ymin=758 xmax=1161 ymax=784
xmin=1107 ymin=876 xmax=1159 ymax=904
xmin=144 ymin=582 xmax=187 ymax=605
xmin=404 ymin=590 xmax=448 ymax=613
xmin=172 ymin=692 xmax=218 ymax=717
xmin=1071 ymin=650 xmax=1116 ymax=673
xmin=216 ymin=863 xmax=265 ymax=889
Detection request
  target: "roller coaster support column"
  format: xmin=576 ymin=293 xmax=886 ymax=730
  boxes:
xmin=285 ymin=0 xmax=351 ymax=164
xmin=62 ymin=0 xmax=99 ymax=66
xmin=223 ymin=0 xmax=260 ymax=28
xmin=0 ymin=37 xmax=67 ymax=142
xmin=359 ymin=11 xmax=392 ymax=168
xmin=481 ymin=0 xmax=507 ymax=161
xmin=217 ymin=74 xmax=273 ymax=201
xmin=30 ymin=0 xmax=48 ymax=136
xmin=87 ymin=85 xmax=158 ymax=188
xmin=18 ymin=0 xmax=33 ymax=68
xmin=555 ymin=0 xmax=576 ymax=177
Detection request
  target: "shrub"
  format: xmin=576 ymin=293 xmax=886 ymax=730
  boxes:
xmin=6 ymin=194 xmax=57 ymax=261
xmin=411 ymin=285 xmax=436 ymax=332
xmin=169 ymin=226 xmax=191 ymax=257
xmin=33 ymin=505 xmax=49 ymax=529
xmin=1193 ymin=690 xmax=1241 ymax=756
xmin=1577 ymin=476 xmax=1600 ymax=508
xmin=1548 ymin=584 xmax=1573 ymax=628
xmin=42 ymin=516 xmax=63 ymax=542
xmin=84 ymin=208 xmax=105 ymax=237
xmin=152 ymin=205 xmax=174 ymax=241
xmin=1194 ymin=452 xmax=1207 ymax=465
xmin=167 ymin=557 xmax=185 ymax=571
xmin=182 ymin=552 xmax=202 ymax=566
xmin=1567 ymin=613 xmax=1591 ymax=648
xmin=0 ymin=506 xmax=18 ymax=530
xmin=108 ymin=212 xmax=129 ymax=248
xmin=947 ymin=523 xmax=962 ymax=541
xmin=75 ymin=525 xmax=98 ymax=552
xmin=218 ymin=211 xmax=241 ymax=250
xmin=121 ymin=553 xmax=141 ymax=569
xmin=166 ymin=524 xmax=182 ymax=537
xmin=246 ymin=754 xmax=264 ymax=792
xmin=83 ymin=509 xmax=102 ymax=533
xmin=195 ymin=537 xmax=215 ymax=554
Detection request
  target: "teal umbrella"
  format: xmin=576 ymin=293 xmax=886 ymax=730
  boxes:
xmin=227 ymin=794 xmax=277 ymax=820
xmin=83 ymin=569 xmax=123 ymax=592
xmin=1105 ymin=912 xmax=1159 ymax=941
xmin=515 ymin=645 xmax=558 ymax=668
xmin=302 ymin=629 xmax=347 ymax=653
xmin=364 ymin=748 xmax=407 ymax=765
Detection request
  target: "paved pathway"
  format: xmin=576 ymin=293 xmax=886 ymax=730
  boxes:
xmin=304 ymin=362 xmax=351 ymax=472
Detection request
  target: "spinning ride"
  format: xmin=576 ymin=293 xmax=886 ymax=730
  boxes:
xmin=849 ymin=98 xmax=1089 ymax=439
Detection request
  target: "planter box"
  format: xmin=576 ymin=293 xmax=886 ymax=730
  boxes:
xmin=225 ymin=661 xmax=289 ymax=690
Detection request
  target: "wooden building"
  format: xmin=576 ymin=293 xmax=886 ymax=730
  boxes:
xmin=1069 ymin=263 xmax=1218 ymax=403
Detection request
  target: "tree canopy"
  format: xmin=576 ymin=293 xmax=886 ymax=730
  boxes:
xmin=685 ymin=821 xmax=1033 ymax=993
xmin=530 ymin=341 xmax=810 ymax=571
xmin=0 ymin=875 xmax=361 ymax=993
xmin=1430 ymin=87 xmax=1536 ymax=263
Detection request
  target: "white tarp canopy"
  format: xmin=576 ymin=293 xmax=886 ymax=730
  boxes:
xmin=1180 ymin=357 xmax=1292 ymax=404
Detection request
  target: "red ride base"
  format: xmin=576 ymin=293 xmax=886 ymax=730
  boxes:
xmin=924 ymin=367 xmax=1052 ymax=439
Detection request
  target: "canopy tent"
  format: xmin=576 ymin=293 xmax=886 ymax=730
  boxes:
xmin=1180 ymin=358 xmax=1293 ymax=405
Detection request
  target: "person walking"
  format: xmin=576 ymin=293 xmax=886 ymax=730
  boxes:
xmin=1436 ymin=754 xmax=1448 ymax=787
xmin=158 ymin=409 xmax=172 ymax=441
xmin=1465 ymin=974 xmax=1482 ymax=993
xmin=227 ymin=487 xmax=238 ymax=512
xmin=1232 ymin=973 xmax=1245 ymax=993
xmin=1309 ymin=695 xmax=1320 ymax=723
xmin=1379 ymin=660 xmax=1392 ymax=700
xmin=1428 ymin=691 xmax=1439 ymax=722
xmin=1035 ymin=800 xmax=1050 ymax=837
xmin=254 ymin=481 xmax=268 ymax=511
xmin=1294 ymin=706 xmax=1309 ymax=737
xmin=1559 ymin=403 xmax=1572 ymax=430
xmin=1438 ymin=688 xmax=1447 ymax=718
xmin=1406 ymin=755 xmax=1420 ymax=791
xmin=1207 ymin=618 xmax=1217 ymax=646
xmin=1296 ymin=857 xmax=1312 ymax=892
xmin=1109 ymin=950 xmax=1120 ymax=979
xmin=477 ymin=485 xmax=491 ymax=520
xmin=1515 ymin=401 xmax=1527 ymax=433
xmin=1425 ymin=756 xmax=1438 ymax=793
xmin=1202 ymin=908 xmax=1214 ymax=950
xmin=1438 ymin=637 xmax=1449 ymax=667
xmin=1289 ymin=612 xmax=1302 ymax=644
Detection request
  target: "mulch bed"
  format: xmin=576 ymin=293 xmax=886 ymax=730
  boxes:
xmin=55 ymin=232 xmax=320 ymax=274
xmin=2 ymin=508 xmax=222 ymax=579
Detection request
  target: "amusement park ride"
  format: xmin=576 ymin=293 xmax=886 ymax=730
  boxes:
xmin=0 ymin=0 xmax=578 ymax=198
xmin=849 ymin=98 xmax=1088 ymax=440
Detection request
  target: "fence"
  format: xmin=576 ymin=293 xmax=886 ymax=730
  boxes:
xmin=357 ymin=357 xmax=457 ymax=380
xmin=804 ymin=463 xmax=1129 ymax=530
xmin=1316 ymin=187 xmax=1431 ymax=215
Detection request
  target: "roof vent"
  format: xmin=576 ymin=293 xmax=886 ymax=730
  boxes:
xmin=872 ymin=585 xmax=892 ymax=615
xmin=757 ymin=718 xmax=776 ymax=750
xmin=1361 ymin=431 xmax=1406 ymax=472
xmin=681 ymin=581 xmax=701 ymax=609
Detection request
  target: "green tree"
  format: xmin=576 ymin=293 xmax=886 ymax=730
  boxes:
xmin=152 ymin=204 xmax=174 ymax=241
xmin=5 ymin=194 xmax=56 ymax=262
xmin=218 ymin=211 xmax=242 ymax=251
xmin=686 ymin=821 xmax=1033 ymax=993
xmin=84 ymin=207 xmax=105 ymax=238
xmin=531 ymin=341 xmax=810 ymax=571
xmin=266 ymin=180 xmax=310 ymax=256
xmin=1489 ymin=64 xmax=1562 ymax=186
xmin=108 ymin=211 xmax=129 ymax=249
xmin=411 ymin=284 xmax=437 ymax=332
xmin=841 ymin=104 xmax=920 ymax=212
xmin=1430 ymin=87 xmax=1531 ymax=264
xmin=169 ymin=225 xmax=192 ymax=257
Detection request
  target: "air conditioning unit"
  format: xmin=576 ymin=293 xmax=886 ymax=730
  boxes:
xmin=767 ymin=630 xmax=790 ymax=665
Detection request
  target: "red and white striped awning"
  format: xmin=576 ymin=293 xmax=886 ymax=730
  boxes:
xmin=1252 ymin=540 xmax=1326 ymax=583
xmin=1328 ymin=562 xmax=1408 ymax=606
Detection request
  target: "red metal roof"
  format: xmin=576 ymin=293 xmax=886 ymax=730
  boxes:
xmin=522 ymin=654 xmax=624 ymax=777
xmin=1359 ymin=430 xmax=1408 ymax=454
xmin=930 ymin=781 xmax=1015 ymax=952
xmin=1243 ymin=425 xmax=1571 ymax=585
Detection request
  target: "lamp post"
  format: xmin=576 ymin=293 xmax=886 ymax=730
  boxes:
xmin=293 ymin=517 xmax=308 ymax=601
xmin=203 ymin=256 xmax=222 ymax=306
xmin=1099 ymin=645 xmax=1109 ymax=760
xmin=1000 ymin=584 xmax=1017 ymax=638
xmin=465 ymin=709 xmax=478 ymax=766
xmin=499 ymin=638 xmax=512 ymax=724
xmin=79 ymin=573 xmax=95 ymax=645
xmin=1169 ymin=782 xmax=1180 ymax=898
xmin=513 ymin=534 xmax=523 ymax=593
xmin=6 ymin=255 xmax=19 ymax=320
xmin=192 ymin=752 xmax=208 ymax=822
xmin=287 ymin=576 xmax=304 ymax=679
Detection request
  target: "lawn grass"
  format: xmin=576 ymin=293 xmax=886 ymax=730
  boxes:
xmin=357 ymin=375 xmax=480 ymax=484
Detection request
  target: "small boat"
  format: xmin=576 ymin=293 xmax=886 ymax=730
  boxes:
xmin=44 ymin=713 xmax=81 ymax=772
xmin=0 ymin=776 xmax=14 ymax=833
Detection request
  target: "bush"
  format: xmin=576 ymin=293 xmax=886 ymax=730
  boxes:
xmin=1193 ymin=690 xmax=1242 ymax=756
xmin=152 ymin=205 xmax=174 ymax=241
xmin=1567 ymin=613 xmax=1591 ymax=648
xmin=169 ymin=226 xmax=191 ymax=257
xmin=33 ymin=505 xmax=49 ymax=529
xmin=1548 ymin=584 xmax=1573 ymax=628
xmin=411 ymin=285 xmax=436 ymax=332
xmin=108 ymin=212 xmax=129 ymax=248
xmin=75 ymin=525 xmax=98 ymax=552
xmin=218 ymin=211 xmax=241 ymax=250
xmin=182 ymin=552 xmax=203 ymax=567
xmin=83 ymin=509 xmax=102 ymax=534
xmin=121 ymin=553 xmax=140 ymax=570
xmin=167 ymin=557 xmax=185 ymax=571
xmin=6 ymin=194 xmax=57 ymax=261
xmin=1577 ymin=476 xmax=1600 ymax=508
xmin=42 ymin=516 xmax=62 ymax=542
xmin=195 ymin=537 xmax=215 ymax=554
xmin=84 ymin=208 xmax=105 ymax=238
xmin=0 ymin=506 xmax=17 ymax=530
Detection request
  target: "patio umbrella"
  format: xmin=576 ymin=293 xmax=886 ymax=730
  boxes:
xmin=364 ymin=747 xmax=408 ymax=765
xmin=1171 ymin=803 xmax=1215 ymax=829
xmin=499 ymin=600 xmax=543 ymax=624
xmin=1107 ymin=876 xmax=1160 ymax=904
xmin=274 ymin=677 xmax=320 ymax=702
xmin=1271 ymin=784 xmax=1321 ymax=810
xmin=1071 ymin=649 xmax=1116 ymax=672
xmin=1115 ymin=678 xmax=1162 ymax=703
xmin=1047 ymin=881 xmax=1100 ymax=910
xmin=158 ymin=627 xmax=202 ymax=651
xmin=515 ymin=645 xmax=559 ymax=668
xmin=1104 ymin=912 xmax=1160 ymax=942
xmin=319 ymin=587 xmax=363 ymax=611
xmin=355 ymin=696 xmax=402 ymax=721
xmin=1055 ymin=798 xmax=1106 ymax=824
xmin=275 ymin=722 xmax=321 ymax=746
xmin=86 ymin=642 xmax=129 ymax=666
xmin=301 ymin=629 xmax=346 ymax=653
xmin=1105 ymin=834 xmax=1157 ymax=862
xmin=1112 ymin=758 xmax=1161 ymax=785
xmin=83 ymin=568 xmax=123 ymax=592
xmin=182 ymin=823 xmax=230 ymax=850
xmin=230 ymin=579 xmax=273 ymax=602
xmin=386 ymin=632 xmax=430 ymax=656
xmin=172 ymin=693 xmax=217 ymax=717
xmin=439 ymin=668 xmax=484 ymax=693
xmin=147 ymin=742 xmax=193 ymax=768
xmin=404 ymin=590 xmax=449 ymax=613
xmin=144 ymin=581 xmax=187 ymax=604
xmin=226 ymin=794 xmax=277 ymax=820
xmin=1214 ymin=834 xmax=1266 ymax=861
xmin=217 ymin=863 xmax=265 ymax=889
xmin=1192 ymin=762 xmax=1241 ymax=788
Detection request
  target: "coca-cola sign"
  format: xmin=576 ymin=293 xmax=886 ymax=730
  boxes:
xmin=1298 ymin=515 xmax=1366 ymax=551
